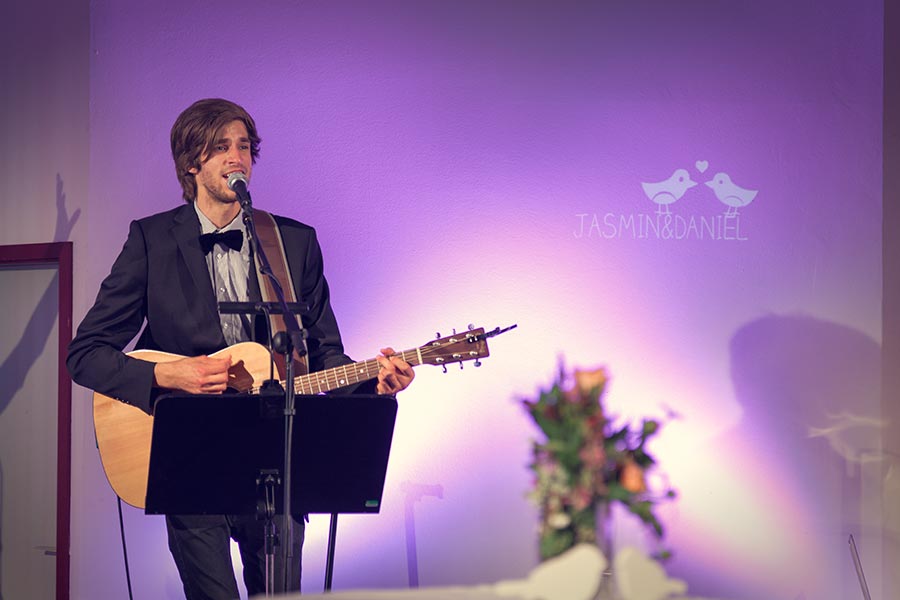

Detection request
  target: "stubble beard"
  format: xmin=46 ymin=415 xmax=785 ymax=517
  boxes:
xmin=202 ymin=180 xmax=238 ymax=206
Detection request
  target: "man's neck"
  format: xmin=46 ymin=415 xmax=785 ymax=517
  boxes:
xmin=195 ymin=197 xmax=240 ymax=229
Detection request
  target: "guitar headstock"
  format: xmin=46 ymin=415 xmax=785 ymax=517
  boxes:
xmin=419 ymin=327 xmax=490 ymax=368
xmin=414 ymin=324 xmax=517 ymax=371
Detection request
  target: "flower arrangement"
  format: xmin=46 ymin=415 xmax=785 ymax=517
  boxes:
xmin=523 ymin=363 xmax=675 ymax=561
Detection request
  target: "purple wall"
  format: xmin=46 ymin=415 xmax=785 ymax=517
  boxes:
xmin=51 ymin=0 xmax=887 ymax=598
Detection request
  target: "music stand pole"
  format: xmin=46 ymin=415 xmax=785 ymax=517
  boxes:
xmin=280 ymin=338 xmax=297 ymax=591
xmin=241 ymin=193 xmax=308 ymax=592
xmin=256 ymin=469 xmax=281 ymax=597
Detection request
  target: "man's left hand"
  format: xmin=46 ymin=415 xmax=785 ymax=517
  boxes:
xmin=375 ymin=347 xmax=415 ymax=394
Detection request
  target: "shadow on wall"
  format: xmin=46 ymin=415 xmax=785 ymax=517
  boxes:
xmin=0 ymin=174 xmax=79 ymax=415
xmin=669 ymin=313 xmax=885 ymax=599
xmin=0 ymin=174 xmax=79 ymax=599
xmin=730 ymin=313 xmax=882 ymax=479
xmin=729 ymin=314 xmax=881 ymax=598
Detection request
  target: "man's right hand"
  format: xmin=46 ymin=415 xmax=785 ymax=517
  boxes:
xmin=153 ymin=355 xmax=232 ymax=394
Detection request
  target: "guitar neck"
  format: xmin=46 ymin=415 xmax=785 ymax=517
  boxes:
xmin=248 ymin=347 xmax=424 ymax=395
xmin=247 ymin=327 xmax=495 ymax=395
xmin=291 ymin=347 xmax=425 ymax=395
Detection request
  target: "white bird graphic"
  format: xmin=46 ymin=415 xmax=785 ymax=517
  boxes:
xmin=641 ymin=168 xmax=697 ymax=214
xmin=705 ymin=172 xmax=757 ymax=215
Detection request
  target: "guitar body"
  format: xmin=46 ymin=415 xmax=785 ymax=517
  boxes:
xmin=93 ymin=342 xmax=273 ymax=509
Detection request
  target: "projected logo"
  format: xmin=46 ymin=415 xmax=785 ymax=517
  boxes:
xmin=575 ymin=160 xmax=758 ymax=241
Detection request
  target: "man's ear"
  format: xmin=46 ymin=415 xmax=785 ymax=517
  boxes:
xmin=188 ymin=167 xmax=198 ymax=174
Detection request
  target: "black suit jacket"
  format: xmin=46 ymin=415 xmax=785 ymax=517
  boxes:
xmin=67 ymin=204 xmax=361 ymax=414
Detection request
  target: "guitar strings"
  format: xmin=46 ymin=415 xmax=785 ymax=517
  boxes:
xmin=248 ymin=336 xmax=484 ymax=395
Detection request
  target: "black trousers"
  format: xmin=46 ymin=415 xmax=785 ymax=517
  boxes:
xmin=166 ymin=514 xmax=305 ymax=600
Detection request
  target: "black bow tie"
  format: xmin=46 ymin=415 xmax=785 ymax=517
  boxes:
xmin=199 ymin=230 xmax=243 ymax=254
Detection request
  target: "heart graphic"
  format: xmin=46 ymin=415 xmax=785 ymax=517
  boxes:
xmin=695 ymin=160 xmax=709 ymax=173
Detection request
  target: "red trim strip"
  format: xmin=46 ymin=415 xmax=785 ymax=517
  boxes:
xmin=0 ymin=242 xmax=72 ymax=600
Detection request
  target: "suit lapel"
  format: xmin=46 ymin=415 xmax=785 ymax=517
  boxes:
xmin=171 ymin=205 xmax=223 ymax=342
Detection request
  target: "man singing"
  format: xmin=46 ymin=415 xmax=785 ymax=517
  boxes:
xmin=67 ymin=98 xmax=414 ymax=599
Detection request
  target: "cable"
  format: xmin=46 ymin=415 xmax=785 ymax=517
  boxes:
xmin=117 ymin=496 xmax=135 ymax=600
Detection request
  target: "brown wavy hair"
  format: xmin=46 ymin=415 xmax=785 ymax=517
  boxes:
xmin=170 ymin=98 xmax=261 ymax=202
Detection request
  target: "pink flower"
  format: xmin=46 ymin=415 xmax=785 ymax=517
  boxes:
xmin=579 ymin=441 xmax=606 ymax=470
xmin=570 ymin=485 xmax=593 ymax=512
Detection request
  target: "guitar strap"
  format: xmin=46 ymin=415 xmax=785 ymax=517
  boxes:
xmin=251 ymin=210 xmax=309 ymax=375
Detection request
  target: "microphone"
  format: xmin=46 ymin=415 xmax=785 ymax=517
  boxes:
xmin=226 ymin=172 xmax=252 ymax=209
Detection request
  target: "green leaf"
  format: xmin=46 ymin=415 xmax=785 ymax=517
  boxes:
xmin=608 ymin=425 xmax=629 ymax=442
xmin=539 ymin=528 xmax=575 ymax=561
xmin=606 ymin=482 xmax=631 ymax=502
xmin=651 ymin=549 xmax=673 ymax=561
xmin=625 ymin=501 xmax=665 ymax=538
xmin=633 ymin=449 xmax=656 ymax=468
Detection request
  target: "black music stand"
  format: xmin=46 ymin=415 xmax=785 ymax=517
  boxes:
xmin=145 ymin=392 xmax=398 ymax=592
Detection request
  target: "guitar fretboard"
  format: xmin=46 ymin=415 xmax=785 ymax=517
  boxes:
xmin=246 ymin=329 xmax=489 ymax=395
xmin=248 ymin=347 xmax=425 ymax=395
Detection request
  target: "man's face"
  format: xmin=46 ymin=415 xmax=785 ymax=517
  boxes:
xmin=190 ymin=119 xmax=253 ymax=207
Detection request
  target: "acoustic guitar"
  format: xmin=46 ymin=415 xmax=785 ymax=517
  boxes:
xmin=93 ymin=326 xmax=511 ymax=508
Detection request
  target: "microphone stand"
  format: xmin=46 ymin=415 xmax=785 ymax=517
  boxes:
xmin=238 ymin=187 xmax=307 ymax=595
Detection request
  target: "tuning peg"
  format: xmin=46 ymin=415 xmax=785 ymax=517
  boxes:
xmin=467 ymin=323 xmax=475 ymax=331
xmin=459 ymin=362 xmax=464 ymax=370
xmin=442 ymin=365 xmax=448 ymax=374
xmin=435 ymin=332 xmax=441 ymax=339
xmin=474 ymin=359 xmax=482 ymax=367
xmin=452 ymin=328 xmax=457 ymax=335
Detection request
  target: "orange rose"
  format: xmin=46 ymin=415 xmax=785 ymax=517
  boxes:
xmin=574 ymin=367 xmax=608 ymax=396
xmin=620 ymin=458 xmax=647 ymax=493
